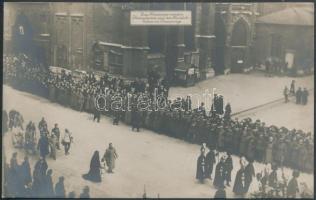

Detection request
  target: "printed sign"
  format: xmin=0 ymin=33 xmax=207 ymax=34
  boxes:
xmin=130 ymin=11 xmax=191 ymax=26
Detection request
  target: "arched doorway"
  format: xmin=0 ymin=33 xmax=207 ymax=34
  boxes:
xmin=214 ymin=13 xmax=227 ymax=75
xmin=230 ymin=19 xmax=249 ymax=73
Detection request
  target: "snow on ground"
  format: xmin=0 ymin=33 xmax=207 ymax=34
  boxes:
xmin=236 ymin=89 xmax=314 ymax=133
xmin=169 ymin=73 xmax=314 ymax=114
xmin=2 ymin=84 xmax=314 ymax=198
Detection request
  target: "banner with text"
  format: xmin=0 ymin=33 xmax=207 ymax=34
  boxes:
xmin=130 ymin=11 xmax=191 ymax=26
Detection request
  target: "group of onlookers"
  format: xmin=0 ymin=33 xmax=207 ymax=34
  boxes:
xmin=3 ymin=151 xmax=90 ymax=198
xmin=283 ymin=80 xmax=309 ymax=104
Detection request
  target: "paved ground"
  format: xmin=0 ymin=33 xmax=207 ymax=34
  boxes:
xmin=2 ymin=84 xmax=314 ymax=198
xmin=169 ymin=72 xmax=314 ymax=113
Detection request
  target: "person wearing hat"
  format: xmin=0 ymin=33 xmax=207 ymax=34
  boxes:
xmin=37 ymin=134 xmax=50 ymax=159
xmin=224 ymin=152 xmax=233 ymax=187
xmin=196 ymin=149 xmax=207 ymax=183
xmin=233 ymin=164 xmax=247 ymax=196
xmin=286 ymin=170 xmax=300 ymax=198
xmin=55 ymin=176 xmax=66 ymax=198
xmin=244 ymin=158 xmax=255 ymax=193
xmin=213 ymin=157 xmax=226 ymax=188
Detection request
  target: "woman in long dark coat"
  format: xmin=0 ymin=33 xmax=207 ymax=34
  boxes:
xmin=82 ymin=151 xmax=102 ymax=183
xmin=196 ymin=150 xmax=206 ymax=183
xmin=233 ymin=166 xmax=247 ymax=196
xmin=213 ymin=157 xmax=225 ymax=188
xmin=19 ymin=156 xmax=32 ymax=186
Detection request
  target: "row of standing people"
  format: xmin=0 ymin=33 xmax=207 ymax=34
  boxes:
xmin=3 ymin=152 xmax=90 ymax=198
xmin=4 ymin=54 xmax=313 ymax=173
xmin=284 ymin=80 xmax=309 ymax=104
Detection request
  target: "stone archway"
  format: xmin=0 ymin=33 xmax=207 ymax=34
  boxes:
xmin=214 ymin=13 xmax=227 ymax=75
xmin=230 ymin=19 xmax=250 ymax=73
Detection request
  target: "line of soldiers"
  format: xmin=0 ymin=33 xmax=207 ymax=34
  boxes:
xmin=3 ymin=152 xmax=90 ymax=198
xmin=4 ymin=54 xmax=314 ymax=173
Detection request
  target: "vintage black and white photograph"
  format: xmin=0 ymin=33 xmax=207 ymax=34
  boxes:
xmin=2 ymin=1 xmax=314 ymax=198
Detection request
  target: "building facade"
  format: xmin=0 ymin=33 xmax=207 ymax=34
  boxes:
xmin=253 ymin=5 xmax=314 ymax=71
xmin=5 ymin=2 xmax=260 ymax=80
xmin=214 ymin=3 xmax=258 ymax=74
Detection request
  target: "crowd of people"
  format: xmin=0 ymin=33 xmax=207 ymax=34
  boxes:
xmin=196 ymin=146 xmax=313 ymax=198
xmin=3 ymin=151 xmax=90 ymax=198
xmin=4 ymin=54 xmax=314 ymax=174
xmin=4 ymin=108 xmax=74 ymax=160
xmin=283 ymin=80 xmax=309 ymax=104
xmin=3 ymin=53 xmax=314 ymax=198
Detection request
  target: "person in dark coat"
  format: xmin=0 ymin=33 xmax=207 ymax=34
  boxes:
xmin=33 ymin=157 xmax=48 ymax=195
xmin=79 ymin=186 xmax=90 ymax=198
xmin=283 ymin=86 xmax=289 ymax=103
xmin=8 ymin=152 xmax=20 ymax=196
xmin=43 ymin=169 xmax=54 ymax=197
xmin=83 ymin=151 xmax=102 ymax=183
xmin=51 ymin=123 xmax=60 ymax=149
xmin=233 ymin=165 xmax=247 ymax=196
xmin=38 ymin=117 xmax=47 ymax=133
xmin=93 ymin=107 xmax=101 ymax=123
xmin=224 ymin=153 xmax=233 ymax=186
xmin=224 ymin=103 xmax=232 ymax=120
xmin=196 ymin=150 xmax=206 ymax=183
xmin=103 ymin=143 xmax=118 ymax=173
xmin=217 ymin=95 xmax=224 ymax=115
xmin=37 ymin=135 xmax=50 ymax=159
xmin=290 ymin=80 xmax=295 ymax=95
xmin=213 ymin=157 xmax=226 ymax=188
xmin=214 ymin=185 xmax=226 ymax=199
xmin=268 ymin=164 xmax=278 ymax=188
xmin=19 ymin=156 xmax=32 ymax=186
xmin=287 ymin=170 xmax=300 ymax=198
xmin=245 ymin=159 xmax=255 ymax=193
xmin=205 ymin=149 xmax=216 ymax=179
xmin=295 ymin=87 xmax=302 ymax=104
xmin=2 ymin=110 xmax=8 ymax=134
xmin=302 ymin=88 xmax=309 ymax=105
xmin=131 ymin=107 xmax=141 ymax=132
xmin=55 ymin=176 xmax=66 ymax=198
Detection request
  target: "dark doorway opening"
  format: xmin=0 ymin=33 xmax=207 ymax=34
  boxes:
xmin=230 ymin=19 xmax=249 ymax=73
xmin=214 ymin=13 xmax=226 ymax=75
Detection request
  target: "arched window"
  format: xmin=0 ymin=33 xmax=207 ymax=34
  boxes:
xmin=231 ymin=19 xmax=248 ymax=46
